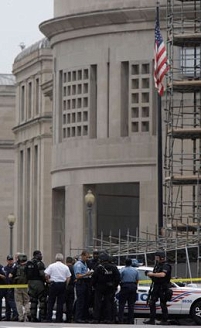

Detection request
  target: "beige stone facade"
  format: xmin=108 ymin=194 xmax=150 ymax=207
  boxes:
xmin=0 ymin=74 xmax=15 ymax=263
xmin=38 ymin=0 xmax=168 ymax=257
xmin=12 ymin=40 xmax=53 ymax=264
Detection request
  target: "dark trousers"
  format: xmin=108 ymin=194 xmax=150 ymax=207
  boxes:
xmin=47 ymin=282 xmax=66 ymax=322
xmin=5 ymin=289 xmax=18 ymax=319
xmin=93 ymin=286 xmax=115 ymax=322
xmin=28 ymin=280 xmax=47 ymax=321
xmin=65 ymin=285 xmax=75 ymax=322
xmin=75 ymin=281 xmax=90 ymax=322
xmin=118 ymin=283 xmax=137 ymax=324
xmin=149 ymin=285 xmax=168 ymax=321
xmin=0 ymin=289 xmax=7 ymax=320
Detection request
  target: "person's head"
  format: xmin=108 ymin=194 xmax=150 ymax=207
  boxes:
xmin=33 ymin=250 xmax=42 ymax=261
xmin=7 ymin=255 xmax=14 ymax=265
xmin=99 ymin=252 xmax=110 ymax=263
xmin=55 ymin=253 xmax=64 ymax=262
xmin=18 ymin=254 xmax=27 ymax=263
xmin=80 ymin=250 xmax=90 ymax=262
xmin=15 ymin=252 xmax=21 ymax=262
xmin=92 ymin=249 xmax=99 ymax=260
xmin=155 ymin=251 xmax=166 ymax=263
xmin=66 ymin=256 xmax=73 ymax=266
xmin=125 ymin=258 xmax=132 ymax=267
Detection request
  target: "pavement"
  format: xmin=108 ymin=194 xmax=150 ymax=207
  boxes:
xmin=0 ymin=318 xmax=197 ymax=328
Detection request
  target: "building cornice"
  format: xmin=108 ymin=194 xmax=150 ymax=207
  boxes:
xmin=40 ymin=6 xmax=166 ymax=42
xmin=12 ymin=114 xmax=52 ymax=133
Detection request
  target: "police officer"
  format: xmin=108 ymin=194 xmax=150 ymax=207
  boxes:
xmin=0 ymin=264 xmax=6 ymax=320
xmin=87 ymin=250 xmax=100 ymax=270
xmin=118 ymin=258 xmax=139 ymax=324
xmin=91 ymin=252 xmax=120 ymax=324
xmin=65 ymin=256 xmax=76 ymax=323
xmin=4 ymin=255 xmax=18 ymax=321
xmin=143 ymin=251 xmax=172 ymax=325
xmin=73 ymin=250 xmax=93 ymax=323
xmin=25 ymin=250 xmax=47 ymax=322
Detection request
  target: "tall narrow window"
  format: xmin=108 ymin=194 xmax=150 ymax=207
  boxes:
xmin=121 ymin=62 xmax=129 ymax=137
xmin=19 ymin=150 xmax=24 ymax=250
xmin=33 ymin=145 xmax=38 ymax=248
xmin=26 ymin=148 xmax=31 ymax=251
xmin=21 ymin=85 xmax=25 ymax=121
xmin=35 ymin=78 xmax=40 ymax=115
xmin=28 ymin=82 xmax=32 ymax=119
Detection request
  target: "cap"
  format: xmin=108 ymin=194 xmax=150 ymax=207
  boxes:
xmin=155 ymin=251 xmax=165 ymax=258
xmin=7 ymin=255 xmax=13 ymax=260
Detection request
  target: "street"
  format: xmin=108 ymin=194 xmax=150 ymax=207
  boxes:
xmin=0 ymin=318 xmax=197 ymax=328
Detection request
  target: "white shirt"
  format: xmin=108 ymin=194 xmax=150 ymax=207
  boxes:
xmin=45 ymin=261 xmax=71 ymax=282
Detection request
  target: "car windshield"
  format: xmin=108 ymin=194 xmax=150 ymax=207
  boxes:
xmin=138 ymin=269 xmax=152 ymax=286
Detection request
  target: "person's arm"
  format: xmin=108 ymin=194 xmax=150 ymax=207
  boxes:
xmin=147 ymin=271 xmax=166 ymax=278
xmin=76 ymin=270 xmax=92 ymax=279
xmin=66 ymin=276 xmax=71 ymax=285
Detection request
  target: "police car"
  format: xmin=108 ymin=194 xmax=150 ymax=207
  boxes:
xmin=116 ymin=265 xmax=201 ymax=325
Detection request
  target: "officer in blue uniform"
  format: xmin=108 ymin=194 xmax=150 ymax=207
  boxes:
xmin=73 ymin=250 xmax=93 ymax=323
xmin=118 ymin=258 xmax=139 ymax=324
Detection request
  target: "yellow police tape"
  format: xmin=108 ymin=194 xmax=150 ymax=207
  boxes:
xmin=0 ymin=278 xmax=201 ymax=288
xmin=0 ymin=284 xmax=28 ymax=288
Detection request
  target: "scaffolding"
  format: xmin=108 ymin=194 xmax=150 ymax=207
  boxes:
xmin=91 ymin=1 xmax=201 ymax=276
xmin=164 ymin=0 xmax=201 ymax=241
xmin=70 ymin=2 xmax=201 ymax=278
xmin=92 ymin=229 xmax=201 ymax=278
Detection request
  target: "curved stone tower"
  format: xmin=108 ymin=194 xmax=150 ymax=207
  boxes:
xmin=40 ymin=0 xmax=167 ymax=255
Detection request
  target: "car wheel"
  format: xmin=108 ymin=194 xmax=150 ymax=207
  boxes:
xmin=191 ymin=299 xmax=201 ymax=325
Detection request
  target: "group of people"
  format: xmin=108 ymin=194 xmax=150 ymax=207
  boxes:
xmin=0 ymin=248 xmax=172 ymax=324
xmin=0 ymin=250 xmax=76 ymax=323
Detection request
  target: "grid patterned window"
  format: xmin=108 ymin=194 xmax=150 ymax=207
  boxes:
xmin=62 ymin=67 xmax=92 ymax=138
xmin=129 ymin=62 xmax=152 ymax=133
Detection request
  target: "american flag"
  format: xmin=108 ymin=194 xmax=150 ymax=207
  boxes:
xmin=154 ymin=5 xmax=169 ymax=96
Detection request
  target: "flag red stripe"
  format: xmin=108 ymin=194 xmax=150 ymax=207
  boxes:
xmin=154 ymin=5 xmax=169 ymax=96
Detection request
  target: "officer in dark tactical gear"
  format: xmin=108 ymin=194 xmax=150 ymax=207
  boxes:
xmin=91 ymin=252 xmax=120 ymax=324
xmin=25 ymin=250 xmax=47 ymax=322
xmin=143 ymin=251 xmax=172 ymax=325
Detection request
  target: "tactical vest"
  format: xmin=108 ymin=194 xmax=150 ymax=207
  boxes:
xmin=25 ymin=260 xmax=41 ymax=280
xmin=153 ymin=262 xmax=171 ymax=285
xmin=15 ymin=263 xmax=28 ymax=284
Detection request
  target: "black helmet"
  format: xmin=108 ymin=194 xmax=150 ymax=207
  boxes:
xmin=99 ymin=252 xmax=110 ymax=262
xmin=155 ymin=251 xmax=165 ymax=259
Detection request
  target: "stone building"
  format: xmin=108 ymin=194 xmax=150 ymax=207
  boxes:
xmin=12 ymin=39 xmax=53 ymax=263
xmin=0 ymin=74 xmax=15 ymax=262
xmin=38 ymin=0 xmax=168 ymax=257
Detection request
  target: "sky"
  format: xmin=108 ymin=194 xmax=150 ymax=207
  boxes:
xmin=0 ymin=0 xmax=54 ymax=74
